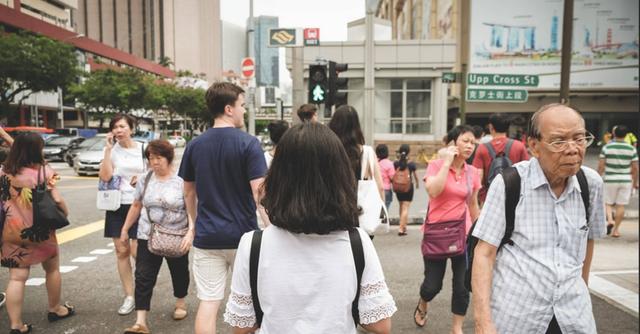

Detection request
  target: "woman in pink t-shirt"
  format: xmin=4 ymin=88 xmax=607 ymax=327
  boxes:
xmin=413 ymin=125 xmax=480 ymax=333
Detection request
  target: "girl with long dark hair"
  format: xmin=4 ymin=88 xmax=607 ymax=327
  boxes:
xmin=394 ymin=144 xmax=419 ymax=235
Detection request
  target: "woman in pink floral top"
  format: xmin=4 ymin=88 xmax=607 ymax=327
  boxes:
xmin=1 ymin=133 xmax=75 ymax=333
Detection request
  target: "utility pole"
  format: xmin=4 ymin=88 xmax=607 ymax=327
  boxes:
xmin=247 ymin=0 xmax=256 ymax=134
xmin=363 ymin=4 xmax=375 ymax=144
xmin=58 ymin=86 xmax=64 ymax=129
xmin=559 ymin=0 xmax=574 ymax=105
xmin=291 ymin=47 xmax=304 ymax=124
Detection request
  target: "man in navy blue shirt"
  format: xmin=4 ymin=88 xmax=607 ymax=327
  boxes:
xmin=179 ymin=82 xmax=267 ymax=334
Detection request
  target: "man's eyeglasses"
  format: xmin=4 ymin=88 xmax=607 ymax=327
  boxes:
xmin=541 ymin=133 xmax=595 ymax=152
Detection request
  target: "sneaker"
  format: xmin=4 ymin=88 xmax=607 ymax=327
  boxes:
xmin=0 ymin=292 xmax=6 ymax=308
xmin=118 ymin=296 xmax=135 ymax=315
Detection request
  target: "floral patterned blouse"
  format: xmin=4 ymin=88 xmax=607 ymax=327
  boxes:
xmin=0 ymin=165 xmax=59 ymax=268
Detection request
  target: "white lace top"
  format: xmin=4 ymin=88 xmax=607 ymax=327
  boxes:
xmin=223 ymin=226 xmax=397 ymax=333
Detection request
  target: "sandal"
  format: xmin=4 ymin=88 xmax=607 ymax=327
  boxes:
xmin=9 ymin=324 xmax=32 ymax=334
xmin=606 ymin=224 xmax=614 ymax=235
xmin=413 ymin=301 xmax=427 ymax=327
xmin=172 ymin=306 xmax=188 ymax=321
xmin=124 ymin=324 xmax=151 ymax=334
xmin=47 ymin=302 xmax=75 ymax=322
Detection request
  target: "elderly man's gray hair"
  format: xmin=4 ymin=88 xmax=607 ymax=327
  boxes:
xmin=528 ymin=103 xmax=582 ymax=139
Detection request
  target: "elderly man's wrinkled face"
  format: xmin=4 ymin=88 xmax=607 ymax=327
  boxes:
xmin=529 ymin=106 xmax=588 ymax=180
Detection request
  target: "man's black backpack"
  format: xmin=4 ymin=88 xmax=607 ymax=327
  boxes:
xmin=484 ymin=139 xmax=514 ymax=186
xmin=464 ymin=166 xmax=590 ymax=292
xmin=249 ymin=228 xmax=365 ymax=328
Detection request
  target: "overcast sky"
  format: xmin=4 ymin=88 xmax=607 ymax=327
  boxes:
xmin=221 ymin=0 xmax=367 ymax=41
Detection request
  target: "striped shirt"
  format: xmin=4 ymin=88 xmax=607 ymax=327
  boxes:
xmin=473 ymin=158 xmax=605 ymax=333
xmin=599 ymin=141 xmax=638 ymax=183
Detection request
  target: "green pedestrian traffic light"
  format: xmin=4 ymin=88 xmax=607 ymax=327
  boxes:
xmin=308 ymin=64 xmax=327 ymax=104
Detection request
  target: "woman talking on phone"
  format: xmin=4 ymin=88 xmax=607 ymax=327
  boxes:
xmin=99 ymin=114 xmax=146 ymax=315
xmin=414 ymin=125 xmax=480 ymax=333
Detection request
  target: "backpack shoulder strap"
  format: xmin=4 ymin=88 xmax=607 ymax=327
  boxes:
xmin=249 ymin=230 xmax=264 ymax=327
xmin=504 ymin=139 xmax=514 ymax=156
xmin=484 ymin=142 xmax=497 ymax=159
xmin=349 ymin=228 xmax=365 ymax=327
xmin=576 ymin=169 xmax=590 ymax=224
xmin=500 ymin=167 xmax=520 ymax=248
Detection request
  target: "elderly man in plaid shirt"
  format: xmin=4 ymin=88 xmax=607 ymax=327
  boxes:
xmin=472 ymin=104 xmax=606 ymax=334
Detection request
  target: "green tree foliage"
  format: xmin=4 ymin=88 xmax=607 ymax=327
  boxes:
xmin=0 ymin=31 xmax=79 ymax=119
xmin=70 ymin=68 xmax=150 ymax=127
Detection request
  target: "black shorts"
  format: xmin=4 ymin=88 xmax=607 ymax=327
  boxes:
xmin=395 ymin=186 xmax=414 ymax=202
xmin=104 ymin=204 xmax=138 ymax=239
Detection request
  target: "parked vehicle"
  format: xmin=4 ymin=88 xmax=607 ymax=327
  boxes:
xmin=44 ymin=136 xmax=85 ymax=162
xmin=64 ymin=134 xmax=106 ymax=166
xmin=167 ymin=135 xmax=186 ymax=147
xmin=73 ymin=141 xmax=105 ymax=176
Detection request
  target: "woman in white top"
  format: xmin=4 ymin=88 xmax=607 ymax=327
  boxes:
xmin=224 ymin=123 xmax=396 ymax=334
xmin=98 ymin=114 xmax=146 ymax=316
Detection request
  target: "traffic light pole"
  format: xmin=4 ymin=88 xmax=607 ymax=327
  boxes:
xmin=292 ymin=47 xmax=305 ymax=124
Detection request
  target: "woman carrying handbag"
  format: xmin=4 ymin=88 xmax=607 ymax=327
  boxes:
xmin=120 ymin=140 xmax=193 ymax=334
xmin=415 ymin=125 xmax=481 ymax=333
xmin=1 ymin=133 xmax=75 ymax=334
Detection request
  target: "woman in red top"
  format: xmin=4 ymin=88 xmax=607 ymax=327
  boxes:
xmin=414 ymin=125 xmax=481 ymax=333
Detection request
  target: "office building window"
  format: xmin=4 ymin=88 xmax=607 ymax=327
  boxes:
xmin=375 ymin=78 xmax=432 ymax=134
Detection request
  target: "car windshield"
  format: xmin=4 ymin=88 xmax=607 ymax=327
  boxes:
xmin=78 ymin=137 xmax=102 ymax=148
xmin=47 ymin=136 xmax=74 ymax=145
xmin=89 ymin=140 xmax=106 ymax=151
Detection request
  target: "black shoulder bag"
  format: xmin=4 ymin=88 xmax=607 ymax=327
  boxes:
xmin=33 ymin=165 xmax=70 ymax=230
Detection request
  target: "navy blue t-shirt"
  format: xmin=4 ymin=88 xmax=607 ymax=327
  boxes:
xmin=178 ymin=127 xmax=267 ymax=249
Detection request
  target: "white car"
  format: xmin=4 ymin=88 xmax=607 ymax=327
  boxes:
xmin=73 ymin=148 xmax=104 ymax=176
xmin=167 ymin=135 xmax=186 ymax=147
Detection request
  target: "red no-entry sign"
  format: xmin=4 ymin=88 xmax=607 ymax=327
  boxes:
xmin=241 ymin=57 xmax=255 ymax=78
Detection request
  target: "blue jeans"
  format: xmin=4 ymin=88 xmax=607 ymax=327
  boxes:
xmin=384 ymin=189 xmax=393 ymax=210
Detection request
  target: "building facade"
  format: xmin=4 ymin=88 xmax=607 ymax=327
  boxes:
xmin=251 ymin=15 xmax=279 ymax=87
xmin=287 ymin=39 xmax=456 ymax=156
xmin=73 ymin=0 xmax=222 ymax=83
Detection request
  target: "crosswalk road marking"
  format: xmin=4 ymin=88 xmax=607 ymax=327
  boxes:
xmin=25 ymin=278 xmax=46 ymax=286
xmin=89 ymin=249 xmax=113 ymax=255
xmin=71 ymin=256 xmax=97 ymax=263
xmin=59 ymin=265 xmax=79 ymax=273
xmin=590 ymin=270 xmax=639 ymax=315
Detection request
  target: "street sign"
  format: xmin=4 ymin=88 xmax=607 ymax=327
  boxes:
xmin=241 ymin=57 xmax=255 ymax=78
xmin=442 ymin=72 xmax=460 ymax=83
xmin=466 ymin=88 xmax=529 ymax=103
xmin=467 ymin=73 xmax=539 ymax=87
xmin=269 ymin=28 xmax=298 ymax=47
xmin=304 ymin=28 xmax=320 ymax=46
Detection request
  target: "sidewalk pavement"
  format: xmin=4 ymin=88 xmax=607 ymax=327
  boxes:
xmin=387 ymin=152 xmax=639 ymax=317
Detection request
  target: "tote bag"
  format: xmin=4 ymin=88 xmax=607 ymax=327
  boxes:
xmin=96 ymin=176 xmax=122 ymax=211
xmin=358 ymin=146 xmax=389 ymax=235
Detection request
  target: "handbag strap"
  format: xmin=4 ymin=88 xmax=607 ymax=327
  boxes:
xmin=140 ymin=171 xmax=154 ymax=224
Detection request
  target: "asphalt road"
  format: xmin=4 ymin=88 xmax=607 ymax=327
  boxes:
xmin=0 ymin=151 xmax=637 ymax=333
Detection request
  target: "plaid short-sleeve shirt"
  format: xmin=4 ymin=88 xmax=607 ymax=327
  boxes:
xmin=473 ymin=158 xmax=605 ymax=334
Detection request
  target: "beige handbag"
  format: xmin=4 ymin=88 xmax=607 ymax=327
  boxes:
xmin=140 ymin=172 xmax=189 ymax=258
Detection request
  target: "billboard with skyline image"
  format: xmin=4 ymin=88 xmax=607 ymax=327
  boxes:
xmin=469 ymin=0 xmax=638 ymax=89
